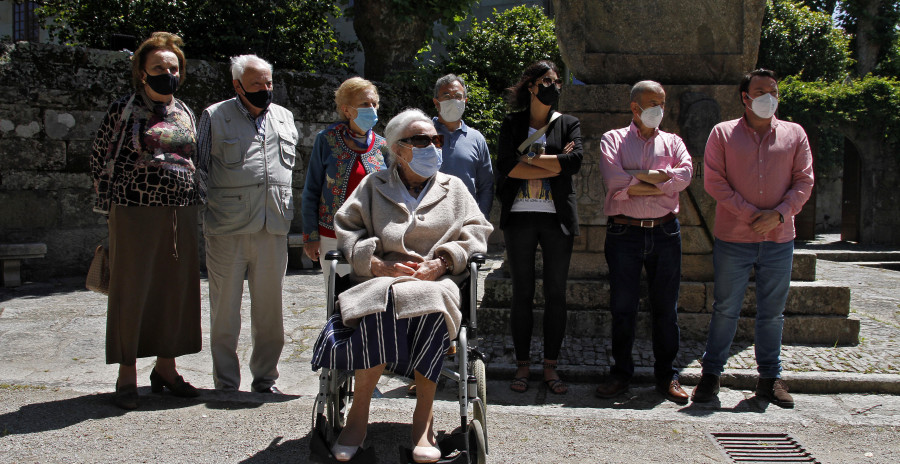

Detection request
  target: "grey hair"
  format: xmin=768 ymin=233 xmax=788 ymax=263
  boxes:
xmin=630 ymin=80 xmax=664 ymax=102
xmin=230 ymin=54 xmax=273 ymax=80
xmin=383 ymin=108 xmax=433 ymax=165
xmin=433 ymin=74 xmax=467 ymax=99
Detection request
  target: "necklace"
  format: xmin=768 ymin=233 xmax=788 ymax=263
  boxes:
xmin=408 ymin=183 xmax=425 ymax=196
xmin=398 ymin=168 xmax=425 ymax=196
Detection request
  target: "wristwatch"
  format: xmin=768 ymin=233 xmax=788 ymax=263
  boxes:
xmin=526 ymin=151 xmax=536 ymax=164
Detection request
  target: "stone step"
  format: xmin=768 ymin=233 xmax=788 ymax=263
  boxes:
xmin=812 ymin=250 xmax=900 ymax=262
xmin=482 ymin=272 xmax=849 ymax=316
xmin=503 ymin=249 xmax=817 ymax=282
xmin=476 ymin=307 xmax=860 ymax=345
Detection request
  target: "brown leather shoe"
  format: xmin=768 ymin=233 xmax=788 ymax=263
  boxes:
xmin=595 ymin=378 xmax=629 ymax=398
xmin=656 ymin=378 xmax=689 ymax=404
xmin=756 ymin=377 xmax=794 ymax=409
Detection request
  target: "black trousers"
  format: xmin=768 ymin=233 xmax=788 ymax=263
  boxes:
xmin=503 ymin=212 xmax=574 ymax=361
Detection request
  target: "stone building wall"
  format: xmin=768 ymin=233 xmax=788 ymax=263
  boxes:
xmin=0 ymin=41 xmax=411 ymax=281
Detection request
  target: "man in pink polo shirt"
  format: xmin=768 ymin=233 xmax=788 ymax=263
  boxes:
xmin=691 ymin=69 xmax=814 ymax=408
xmin=595 ymin=81 xmax=693 ymax=403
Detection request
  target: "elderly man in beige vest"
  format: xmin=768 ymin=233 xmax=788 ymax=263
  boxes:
xmin=197 ymin=54 xmax=299 ymax=394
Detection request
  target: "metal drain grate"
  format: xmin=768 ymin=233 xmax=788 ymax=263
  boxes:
xmin=710 ymin=432 xmax=820 ymax=463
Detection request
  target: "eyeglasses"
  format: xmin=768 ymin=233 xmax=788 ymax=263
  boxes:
xmin=399 ymin=134 xmax=444 ymax=148
xmin=438 ymin=92 xmax=465 ymax=101
xmin=539 ymin=77 xmax=564 ymax=87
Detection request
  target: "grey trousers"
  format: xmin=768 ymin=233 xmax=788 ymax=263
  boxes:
xmin=206 ymin=230 xmax=287 ymax=391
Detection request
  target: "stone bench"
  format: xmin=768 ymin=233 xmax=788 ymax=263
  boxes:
xmin=0 ymin=243 xmax=47 ymax=287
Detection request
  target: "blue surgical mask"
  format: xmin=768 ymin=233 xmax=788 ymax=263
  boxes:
xmin=404 ymin=144 xmax=442 ymax=178
xmin=353 ymin=106 xmax=378 ymax=133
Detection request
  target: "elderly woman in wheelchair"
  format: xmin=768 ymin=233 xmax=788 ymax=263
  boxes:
xmin=310 ymin=108 xmax=493 ymax=463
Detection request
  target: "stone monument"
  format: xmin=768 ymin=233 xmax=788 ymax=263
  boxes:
xmin=481 ymin=0 xmax=859 ymax=345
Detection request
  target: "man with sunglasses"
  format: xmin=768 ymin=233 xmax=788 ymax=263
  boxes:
xmin=596 ymin=80 xmax=693 ymax=404
xmin=431 ymin=74 xmax=493 ymax=218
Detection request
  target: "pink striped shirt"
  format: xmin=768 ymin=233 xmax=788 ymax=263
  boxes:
xmin=599 ymin=122 xmax=693 ymax=218
xmin=704 ymin=116 xmax=814 ymax=243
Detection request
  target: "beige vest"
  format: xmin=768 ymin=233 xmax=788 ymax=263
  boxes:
xmin=203 ymin=98 xmax=298 ymax=236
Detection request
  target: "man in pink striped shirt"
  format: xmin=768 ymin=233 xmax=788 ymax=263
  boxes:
xmin=595 ymin=81 xmax=693 ymax=404
xmin=691 ymin=69 xmax=814 ymax=409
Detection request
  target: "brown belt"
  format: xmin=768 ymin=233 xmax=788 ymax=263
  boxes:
xmin=609 ymin=212 xmax=676 ymax=228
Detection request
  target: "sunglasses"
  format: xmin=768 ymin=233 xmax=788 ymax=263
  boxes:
xmin=539 ymin=77 xmax=564 ymax=87
xmin=399 ymin=134 xmax=444 ymax=148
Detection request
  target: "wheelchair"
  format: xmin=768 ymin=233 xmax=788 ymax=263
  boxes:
xmin=310 ymin=250 xmax=489 ymax=464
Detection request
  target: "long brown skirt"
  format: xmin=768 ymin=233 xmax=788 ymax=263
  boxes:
xmin=106 ymin=204 xmax=202 ymax=364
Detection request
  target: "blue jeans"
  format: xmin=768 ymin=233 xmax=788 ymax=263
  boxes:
xmin=604 ymin=218 xmax=682 ymax=384
xmin=701 ymin=239 xmax=794 ymax=378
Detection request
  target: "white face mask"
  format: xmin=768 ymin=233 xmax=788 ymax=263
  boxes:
xmin=748 ymin=93 xmax=778 ymax=119
xmin=439 ymin=99 xmax=465 ymax=123
xmin=639 ymin=104 xmax=664 ymax=129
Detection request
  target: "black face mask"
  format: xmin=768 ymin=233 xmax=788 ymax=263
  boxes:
xmin=239 ymin=81 xmax=273 ymax=111
xmin=144 ymin=72 xmax=179 ymax=96
xmin=535 ymin=83 xmax=560 ymax=106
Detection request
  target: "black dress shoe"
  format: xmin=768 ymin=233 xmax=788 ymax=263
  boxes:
xmin=691 ymin=373 xmax=720 ymax=403
xmin=595 ymin=378 xmax=629 ymax=398
xmin=149 ymin=368 xmax=200 ymax=397
xmin=254 ymin=386 xmax=283 ymax=394
xmin=113 ymin=381 xmax=139 ymax=410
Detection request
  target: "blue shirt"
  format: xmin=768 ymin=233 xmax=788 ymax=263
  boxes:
xmin=432 ymin=117 xmax=494 ymax=217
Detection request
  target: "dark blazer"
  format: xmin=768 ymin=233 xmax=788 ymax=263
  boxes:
xmin=495 ymin=110 xmax=583 ymax=235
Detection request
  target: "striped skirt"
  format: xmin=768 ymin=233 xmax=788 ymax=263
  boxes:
xmin=310 ymin=291 xmax=450 ymax=382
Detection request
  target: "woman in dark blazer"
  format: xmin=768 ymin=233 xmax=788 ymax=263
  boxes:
xmin=495 ymin=60 xmax=583 ymax=395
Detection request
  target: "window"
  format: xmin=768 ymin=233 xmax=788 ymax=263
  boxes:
xmin=14 ymin=1 xmax=40 ymax=42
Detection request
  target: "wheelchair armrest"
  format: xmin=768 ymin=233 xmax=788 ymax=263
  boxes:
xmin=324 ymin=250 xmax=345 ymax=262
xmin=468 ymin=253 xmax=486 ymax=266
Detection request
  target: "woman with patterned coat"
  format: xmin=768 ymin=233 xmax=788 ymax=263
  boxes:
xmin=301 ymin=77 xmax=387 ymax=282
xmin=90 ymin=32 xmax=203 ymax=410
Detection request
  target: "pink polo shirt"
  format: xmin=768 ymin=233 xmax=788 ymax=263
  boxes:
xmin=704 ymin=116 xmax=814 ymax=243
xmin=599 ymin=122 xmax=693 ymax=218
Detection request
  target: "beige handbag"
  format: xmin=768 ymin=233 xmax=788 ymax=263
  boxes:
xmin=85 ymin=245 xmax=110 ymax=294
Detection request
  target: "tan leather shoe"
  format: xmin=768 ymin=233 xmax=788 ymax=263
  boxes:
xmin=756 ymin=377 xmax=794 ymax=409
xmin=657 ymin=378 xmax=689 ymax=404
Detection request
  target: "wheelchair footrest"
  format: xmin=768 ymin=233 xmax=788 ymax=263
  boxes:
xmin=397 ymin=430 xmax=471 ymax=464
xmin=310 ymin=415 xmax=377 ymax=463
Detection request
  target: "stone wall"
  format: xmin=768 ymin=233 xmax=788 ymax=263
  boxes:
xmin=0 ymin=41 xmax=412 ymax=281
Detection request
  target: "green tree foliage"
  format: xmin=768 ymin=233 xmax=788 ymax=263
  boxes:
xmin=838 ymin=0 xmax=900 ymax=75
xmin=758 ymin=0 xmax=853 ymax=80
xmin=35 ymin=0 xmax=351 ymax=73
xmin=398 ymin=6 xmax=560 ymax=154
xmin=341 ymin=0 xmax=478 ymax=80
xmin=443 ymin=5 xmax=562 ymax=96
xmin=780 ymin=75 xmax=900 ymax=156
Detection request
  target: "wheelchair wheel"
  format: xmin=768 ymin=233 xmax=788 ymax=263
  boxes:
xmin=467 ymin=419 xmax=487 ymax=464
xmin=327 ymin=373 xmax=352 ymax=429
xmin=472 ymin=358 xmax=487 ymax=431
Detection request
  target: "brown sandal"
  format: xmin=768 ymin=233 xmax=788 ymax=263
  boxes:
xmin=543 ymin=361 xmax=568 ymax=395
xmin=510 ymin=360 xmax=531 ymax=393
